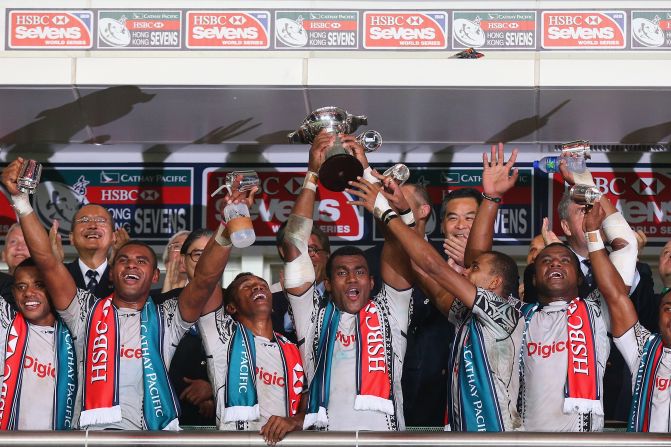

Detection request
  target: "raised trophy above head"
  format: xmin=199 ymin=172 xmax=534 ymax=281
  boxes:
xmin=288 ymin=106 xmax=383 ymax=192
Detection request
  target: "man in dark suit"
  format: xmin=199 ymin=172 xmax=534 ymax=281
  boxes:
xmin=65 ymin=204 xmax=115 ymax=301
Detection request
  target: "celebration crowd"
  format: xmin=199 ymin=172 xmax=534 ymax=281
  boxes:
xmin=0 ymin=134 xmax=668 ymax=443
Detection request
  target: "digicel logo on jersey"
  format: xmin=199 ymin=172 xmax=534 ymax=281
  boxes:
xmin=9 ymin=10 xmax=93 ymax=48
xmin=186 ymin=11 xmax=270 ymax=48
xmin=542 ymin=11 xmax=625 ymax=48
xmin=364 ymin=12 xmax=447 ymax=48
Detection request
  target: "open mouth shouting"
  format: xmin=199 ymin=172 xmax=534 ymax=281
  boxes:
xmin=346 ymin=287 xmax=361 ymax=301
xmin=546 ymin=269 xmax=565 ymax=281
xmin=252 ymin=291 xmax=267 ymax=302
xmin=122 ymin=270 xmax=141 ymax=284
xmin=22 ymin=299 xmax=41 ymax=311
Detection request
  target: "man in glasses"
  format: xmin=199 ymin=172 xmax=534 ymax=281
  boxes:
xmin=65 ymin=204 xmax=116 ymax=300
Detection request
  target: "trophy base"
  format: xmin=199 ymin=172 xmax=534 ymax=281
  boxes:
xmin=318 ymin=154 xmax=364 ymax=192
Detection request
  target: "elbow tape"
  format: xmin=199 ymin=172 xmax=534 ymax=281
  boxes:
xmin=283 ymin=215 xmax=315 ymax=288
xmin=602 ymin=212 xmax=637 ymax=286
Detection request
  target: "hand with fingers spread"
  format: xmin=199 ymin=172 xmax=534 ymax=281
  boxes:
xmin=482 ymin=142 xmax=519 ymax=200
xmin=345 ymin=176 xmax=383 ymax=216
xmin=49 ymin=219 xmax=64 ymax=263
xmin=259 ymin=415 xmax=302 ymax=446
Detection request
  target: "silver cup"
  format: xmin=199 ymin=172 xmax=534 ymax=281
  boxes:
xmin=17 ymin=159 xmax=42 ymax=194
xmin=383 ymin=163 xmax=410 ymax=186
xmin=210 ymin=170 xmax=259 ymax=197
xmin=288 ymin=107 xmax=383 ymax=191
xmin=569 ymin=184 xmax=601 ymax=206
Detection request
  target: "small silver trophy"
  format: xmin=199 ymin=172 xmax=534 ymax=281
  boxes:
xmin=383 ymin=163 xmax=410 ymax=186
xmin=569 ymin=184 xmax=601 ymax=206
xmin=210 ymin=170 xmax=260 ymax=197
xmin=288 ymin=107 xmax=383 ymax=191
xmin=17 ymin=159 xmax=42 ymax=194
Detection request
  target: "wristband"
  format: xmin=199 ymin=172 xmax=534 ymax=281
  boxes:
xmin=399 ymin=208 xmax=416 ymax=227
xmin=585 ymin=230 xmax=605 ymax=253
xmin=363 ymin=167 xmax=379 ymax=184
xmin=302 ymin=171 xmax=319 ymax=192
xmin=373 ymin=192 xmax=392 ymax=220
xmin=11 ymin=193 xmax=33 ymax=217
xmin=481 ymin=192 xmax=502 ymax=203
xmin=214 ymin=224 xmax=232 ymax=247
xmin=382 ymin=212 xmax=399 ymax=225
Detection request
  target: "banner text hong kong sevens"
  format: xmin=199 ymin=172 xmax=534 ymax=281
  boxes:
xmin=204 ymin=168 xmax=364 ymax=243
xmin=33 ymin=167 xmax=193 ymax=242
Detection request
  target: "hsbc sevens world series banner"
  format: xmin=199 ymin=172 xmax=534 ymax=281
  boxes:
xmin=203 ymin=168 xmax=364 ymax=243
xmin=551 ymin=166 xmax=671 ymax=244
xmin=372 ymin=165 xmax=534 ymax=243
xmin=33 ymin=167 xmax=193 ymax=243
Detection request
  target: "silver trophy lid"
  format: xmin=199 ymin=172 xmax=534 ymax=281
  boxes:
xmin=288 ymin=106 xmax=368 ymax=144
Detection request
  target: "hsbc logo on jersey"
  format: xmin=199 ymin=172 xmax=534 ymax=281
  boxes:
xmin=8 ymin=10 xmax=93 ymax=49
xmin=542 ymin=11 xmax=626 ymax=49
xmin=364 ymin=11 xmax=447 ymax=49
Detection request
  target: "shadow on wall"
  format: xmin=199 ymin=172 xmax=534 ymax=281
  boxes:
xmin=485 ymin=99 xmax=570 ymax=144
xmin=0 ymin=85 xmax=155 ymax=160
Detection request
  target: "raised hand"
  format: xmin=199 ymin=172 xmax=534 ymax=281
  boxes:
xmin=308 ymin=130 xmax=334 ymax=173
xmin=345 ymin=177 xmax=383 ymax=216
xmin=482 ymin=142 xmax=519 ymax=199
xmin=1 ymin=158 xmax=24 ymax=196
xmin=49 ymin=219 xmax=64 ymax=263
xmin=340 ymin=133 xmax=369 ymax=169
xmin=371 ymin=170 xmax=411 ymax=213
xmin=583 ymin=201 xmax=606 ymax=234
xmin=541 ymin=217 xmax=562 ymax=246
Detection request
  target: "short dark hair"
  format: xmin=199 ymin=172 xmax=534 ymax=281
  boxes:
xmin=483 ymin=251 xmax=519 ymax=299
xmin=114 ymin=240 xmax=158 ymax=270
xmin=440 ymin=188 xmax=482 ymax=220
xmin=326 ymin=246 xmax=368 ymax=279
xmin=180 ymin=228 xmax=214 ymax=256
xmin=224 ymin=272 xmax=269 ymax=307
xmin=13 ymin=258 xmax=37 ymax=277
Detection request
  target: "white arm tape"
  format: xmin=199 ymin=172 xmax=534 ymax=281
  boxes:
xmin=585 ymin=230 xmax=605 ymax=253
xmin=572 ymin=169 xmax=595 ymax=187
xmin=602 ymin=212 xmax=638 ymax=286
xmin=362 ymin=167 xmax=379 ymax=184
xmin=302 ymin=171 xmax=318 ymax=192
xmin=400 ymin=211 xmax=416 ymax=227
xmin=283 ymin=215 xmax=315 ymax=288
xmin=11 ymin=193 xmax=33 ymax=217
xmin=373 ymin=192 xmax=392 ymax=221
xmin=214 ymin=224 xmax=232 ymax=247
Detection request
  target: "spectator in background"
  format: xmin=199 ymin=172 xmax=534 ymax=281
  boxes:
xmin=441 ymin=188 xmax=482 ymax=267
xmin=658 ymin=240 xmax=671 ymax=296
xmin=0 ymin=223 xmax=30 ymax=302
xmin=154 ymin=228 xmax=215 ymax=426
xmin=161 ymin=230 xmax=190 ymax=293
xmin=64 ymin=204 xmax=117 ymax=300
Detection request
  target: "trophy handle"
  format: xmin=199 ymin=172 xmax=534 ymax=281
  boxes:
xmin=356 ymin=130 xmax=382 ymax=152
xmin=287 ymin=128 xmax=309 ymax=144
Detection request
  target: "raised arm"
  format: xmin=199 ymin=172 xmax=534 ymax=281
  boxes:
xmin=1 ymin=158 xmax=77 ymax=311
xmin=281 ymin=131 xmax=331 ymax=297
xmin=348 ymin=178 xmax=478 ymax=306
xmin=179 ymin=184 xmax=256 ymax=322
xmin=464 ymin=143 xmax=518 ymax=267
xmin=584 ymin=202 xmax=637 ymax=337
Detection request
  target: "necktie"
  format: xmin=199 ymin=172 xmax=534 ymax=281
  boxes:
xmin=86 ymin=269 xmax=99 ymax=291
xmin=582 ymin=259 xmax=594 ymax=289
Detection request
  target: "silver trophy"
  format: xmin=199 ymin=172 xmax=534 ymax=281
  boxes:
xmin=17 ymin=159 xmax=42 ymax=194
xmin=383 ymin=163 xmax=410 ymax=186
xmin=288 ymin=107 xmax=382 ymax=191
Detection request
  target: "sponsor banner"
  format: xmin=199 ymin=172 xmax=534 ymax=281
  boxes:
xmin=275 ymin=11 xmax=358 ymax=49
xmin=452 ymin=11 xmax=536 ymax=49
xmin=7 ymin=10 xmax=93 ymax=49
xmin=551 ymin=167 xmax=671 ymax=243
xmin=363 ymin=11 xmax=447 ymax=49
xmin=631 ymin=11 xmax=671 ymax=49
xmin=204 ymin=169 xmax=364 ymax=242
xmin=542 ymin=11 xmax=626 ymax=49
xmin=373 ymin=166 xmax=534 ymax=242
xmin=97 ymin=10 xmax=181 ymax=49
xmin=185 ymin=11 xmax=270 ymax=49
xmin=35 ymin=167 xmax=192 ymax=242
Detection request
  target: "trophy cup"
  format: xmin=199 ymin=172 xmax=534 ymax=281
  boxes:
xmin=288 ymin=107 xmax=382 ymax=192
xmin=17 ymin=159 xmax=42 ymax=194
